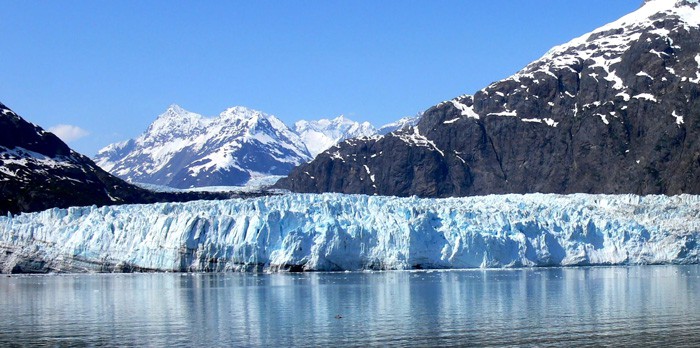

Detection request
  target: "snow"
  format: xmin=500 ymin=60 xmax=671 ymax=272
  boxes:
xmin=294 ymin=115 xmax=377 ymax=158
xmin=521 ymin=118 xmax=557 ymax=127
xmin=672 ymin=110 xmax=685 ymax=125
xmin=363 ymin=165 xmax=375 ymax=183
xmin=2 ymin=193 xmax=700 ymax=273
xmin=94 ymin=104 xmax=311 ymax=188
xmin=616 ymin=92 xmax=631 ymax=102
xmin=329 ymin=151 xmax=345 ymax=162
xmin=636 ymin=71 xmax=654 ymax=80
xmin=443 ymin=118 xmax=460 ymax=124
xmin=633 ymin=93 xmax=658 ymax=102
xmin=0 ymin=146 xmax=79 ymax=182
xmin=520 ymin=118 xmax=559 ymax=127
xmin=689 ymin=57 xmax=700 ymax=83
xmin=396 ymin=127 xmax=445 ymax=156
xmin=650 ymin=49 xmax=670 ymax=58
xmin=515 ymin=0 xmax=700 ymax=93
xmin=450 ymin=99 xmax=480 ymax=120
xmin=293 ymin=114 xmax=423 ymax=157
xmin=488 ymin=110 xmax=518 ymax=117
xmin=543 ymin=118 xmax=559 ymax=127
xmin=377 ymin=114 xmax=422 ymax=135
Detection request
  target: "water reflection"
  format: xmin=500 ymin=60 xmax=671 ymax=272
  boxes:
xmin=0 ymin=266 xmax=699 ymax=346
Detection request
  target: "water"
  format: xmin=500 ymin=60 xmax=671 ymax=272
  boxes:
xmin=1 ymin=266 xmax=699 ymax=347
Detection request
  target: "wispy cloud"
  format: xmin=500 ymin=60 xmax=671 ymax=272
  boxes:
xmin=48 ymin=124 xmax=90 ymax=143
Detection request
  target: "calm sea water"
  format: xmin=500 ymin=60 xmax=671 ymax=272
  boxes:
xmin=0 ymin=266 xmax=699 ymax=347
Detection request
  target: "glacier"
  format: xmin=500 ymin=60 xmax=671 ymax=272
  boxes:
xmin=1 ymin=193 xmax=699 ymax=273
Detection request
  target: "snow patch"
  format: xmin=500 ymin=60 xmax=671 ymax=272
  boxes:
xmin=396 ymin=128 xmax=445 ymax=156
xmin=443 ymin=118 xmax=460 ymax=124
xmin=488 ymin=110 xmax=518 ymax=117
xmin=633 ymin=93 xmax=658 ymax=102
xmin=543 ymin=118 xmax=559 ymax=127
xmin=450 ymin=100 xmax=480 ymax=120
xmin=636 ymin=71 xmax=654 ymax=80
xmin=672 ymin=110 xmax=685 ymax=125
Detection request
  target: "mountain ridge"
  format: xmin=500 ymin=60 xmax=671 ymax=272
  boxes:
xmin=95 ymin=105 xmax=311 ymax=189
xmin=0 ymin=102 xmax=241 ymax=215
xmin=95 ymin=105 xmax=421 ymax=188
xmin=276 ymin=0 xmax=700 ymax=196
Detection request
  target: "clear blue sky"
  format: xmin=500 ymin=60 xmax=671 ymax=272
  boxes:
xmin=0 ymin=0 xmax=640 ymax=155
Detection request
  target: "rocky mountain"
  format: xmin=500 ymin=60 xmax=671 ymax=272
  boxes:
xmin=95 ymin=105 xmax=311 ymax=189
xmin=0 ymin=102 xmax=234 ymax=215
xmin=277 ymin=0 xmax=700 ymax=197
xmin=294 ymin=116 xmax=376 ymax=157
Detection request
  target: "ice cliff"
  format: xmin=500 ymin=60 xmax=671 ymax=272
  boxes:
xmin=1 ymin=193 xmax=699 ymax=273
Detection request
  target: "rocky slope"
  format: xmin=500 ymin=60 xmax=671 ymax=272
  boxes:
xmin=277 ymin=0 xmax=700 ymax=197
xmin=0 ymin=102 xmax=235 ymax=215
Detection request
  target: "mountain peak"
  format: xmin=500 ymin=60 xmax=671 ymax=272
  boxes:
xmin=147 ymin=105 xmax=204 ymax=138
xmin=332 ymin=115 xmax=348 ymax=122
xmin=159 ymin=104 xmax=192 ymax=119
xmin=293 ymin=115 xmax=378 ymax=158
xmin=278 ymin=0 xmax=700 ymax=197
xmin=95 ymin=105 xmax=310 ymax=189
xmin=218 ymin=106 xmax=279 ymax=128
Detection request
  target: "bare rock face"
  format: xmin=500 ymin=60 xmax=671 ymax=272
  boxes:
xmin=277 ymin=0 xmax=700 ymax=197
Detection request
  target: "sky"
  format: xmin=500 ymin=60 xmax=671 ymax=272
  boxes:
xmin=0 ymin=0 xmax=641 ymax=155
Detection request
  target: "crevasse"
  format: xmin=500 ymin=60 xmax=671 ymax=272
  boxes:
xmin=1 ymin=193 xmax=699 ymax=273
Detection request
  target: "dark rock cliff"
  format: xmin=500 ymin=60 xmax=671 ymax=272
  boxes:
xmin=277 ymin=0 xmax=700 ymax=197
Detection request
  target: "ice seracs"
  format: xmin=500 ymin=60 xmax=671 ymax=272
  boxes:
xmin=1 ymin=193 xmax=699 ymax=273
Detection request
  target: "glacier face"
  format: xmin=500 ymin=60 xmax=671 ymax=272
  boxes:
xmin=1 ymin=193 xmax=699 ymax=273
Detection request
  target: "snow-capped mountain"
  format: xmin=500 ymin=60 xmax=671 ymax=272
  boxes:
xmin=294 ymin=116 xmax=376 ymax=157
xmin=2 ymin=193 xmax=699 ymax=273
xmin=0 ymin=102 xmax=229 ymax=215
xmin=95 ymin=105 xmax=312 ymax=189
xmin=278 ymin=0 xmax=700 ymax=197
xmin=96 ymin=105 xmax=424 ymax=188
xmin=376 ymin=113 xmax=422 ymax=135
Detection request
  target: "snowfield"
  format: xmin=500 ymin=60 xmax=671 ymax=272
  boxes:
xmin=1 ymin=193 xmax=699 ymax=273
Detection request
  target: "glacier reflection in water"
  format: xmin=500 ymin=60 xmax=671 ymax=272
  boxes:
xmin=1 ymin=266 xmax=699 ymax=347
